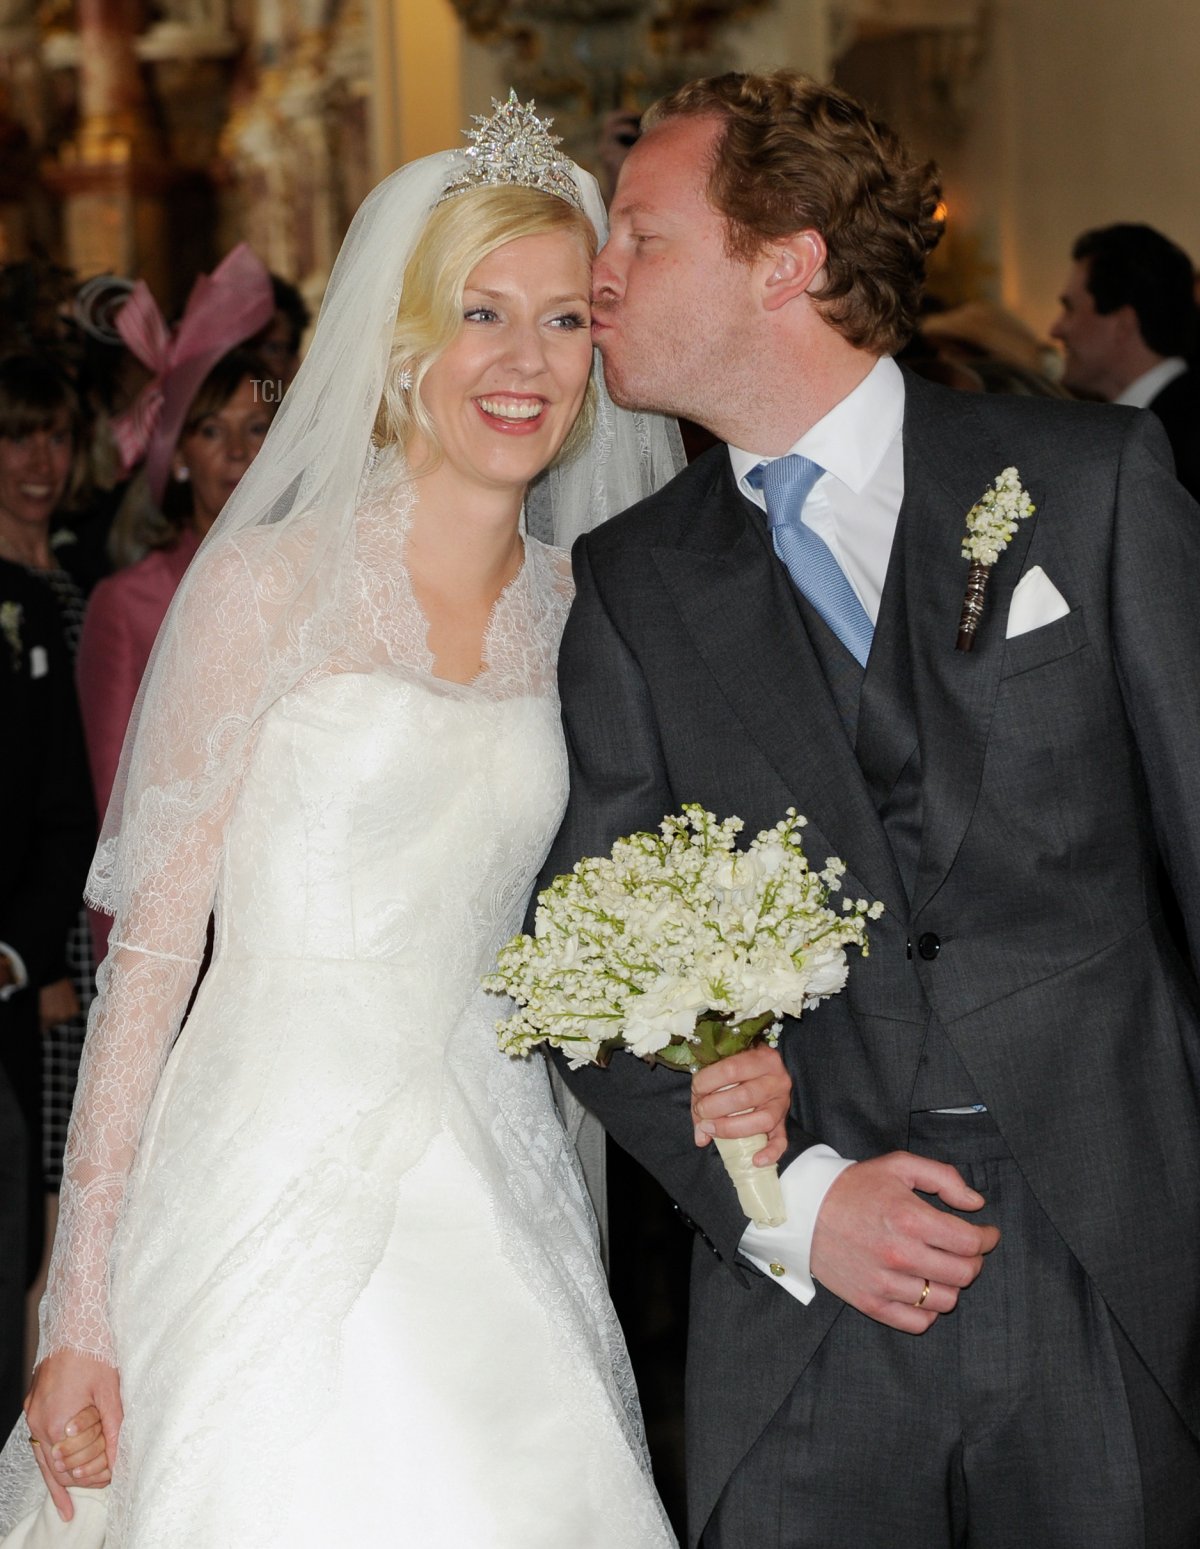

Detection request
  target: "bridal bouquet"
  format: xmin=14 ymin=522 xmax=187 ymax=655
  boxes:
xmin=486 ymin=806 xmax=881 ymax=1227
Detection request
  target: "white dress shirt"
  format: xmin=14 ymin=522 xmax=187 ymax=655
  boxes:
xmin=729 ymin=355 xmax=907 ymax=1302
xmin=729 ymin=354 xmax=906 ymax=625
xmin=1115 ymin=356 xmax=1188 ymax=409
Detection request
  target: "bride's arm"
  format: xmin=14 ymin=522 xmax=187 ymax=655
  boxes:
xmin=24 ymin=545 xmax=268 ymax=1515
xmin=25 ymin=931 xmax=219 ymax=1502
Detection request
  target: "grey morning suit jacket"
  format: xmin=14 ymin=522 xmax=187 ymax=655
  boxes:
xmin=540 ymin=369 xmax=1200 ymax=1545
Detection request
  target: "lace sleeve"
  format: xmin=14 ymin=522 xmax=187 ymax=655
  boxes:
xmin=39 ymin=542 xmax=270 ymax=1365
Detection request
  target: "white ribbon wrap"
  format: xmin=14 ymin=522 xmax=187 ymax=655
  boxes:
xmin=713 ymin=1135 xmax=786 ymax=1228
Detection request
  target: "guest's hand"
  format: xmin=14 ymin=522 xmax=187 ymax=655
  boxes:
xmin=810 ymin=1152 xmax=1001 ymax=1333
xmin=691 ymin=1045 xmax=792 ymax=1166
xmin=25 ymin=1353 xmax=123 ymax=1521
xmin=38 ymin=977 xmax=80 ymax=1033
xmin=48 ymin=1405 xmax=112 ymax=1487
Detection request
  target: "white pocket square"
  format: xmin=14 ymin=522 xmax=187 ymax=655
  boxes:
xmin=1006 ymin=565 xmax=1070 ymax=639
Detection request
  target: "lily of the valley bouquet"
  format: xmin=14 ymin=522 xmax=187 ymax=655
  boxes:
xmin=486 ymin=806 xmax=881 ymax=1228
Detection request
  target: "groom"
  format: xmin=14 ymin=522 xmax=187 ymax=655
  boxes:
xmin=542 ymin=70 xmax=1200 ymax=1547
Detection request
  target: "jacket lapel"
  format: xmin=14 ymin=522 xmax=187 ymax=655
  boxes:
xmin=651 ymin=455 xmax=907 ymax=917
xmin=899 ymin=374 xmax=1041 ymax=916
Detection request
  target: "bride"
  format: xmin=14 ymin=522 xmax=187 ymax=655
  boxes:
xmin=0 ymin=100 xmax=791 ymax=1547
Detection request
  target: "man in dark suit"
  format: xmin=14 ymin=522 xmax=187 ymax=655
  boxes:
xmin=0 ymin=559 xmax=94 ymax=1425
xmin=1051 ymin=221 xmax=1200 ymax=499
xmin=542 ymin=71 xmax=1200 ymax=1547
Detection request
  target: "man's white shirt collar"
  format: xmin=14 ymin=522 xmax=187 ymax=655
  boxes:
xmin=1115 ymin=356 xmax=1188 ymax=410
xmin=728 ymin=354 xmax=905 ymax=500
xmin=726 ymin=356 xmax=906 ymax=626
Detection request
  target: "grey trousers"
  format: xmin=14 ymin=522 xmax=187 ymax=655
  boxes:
xmin=704 ymin=1111 xmax=1200 ymax=1549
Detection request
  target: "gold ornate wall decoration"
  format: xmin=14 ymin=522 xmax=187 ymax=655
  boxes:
xmin=34 ymin=0 xmax=185 ymax=299
xmin=218 ymin=0 xmax=369 ymax=311
xmin=26 ymin=0 xmax=240 ymax=302
xmin=0 ymin=0 xmax=48 ymax=259
xmin=446 ymin=0 xmax=769 ymax=176
xmin=3 ymin=0 xmax=368 ymax=306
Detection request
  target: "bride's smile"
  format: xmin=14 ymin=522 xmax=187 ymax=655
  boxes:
xmin=414 ymin=230 xmax=593 ymax=501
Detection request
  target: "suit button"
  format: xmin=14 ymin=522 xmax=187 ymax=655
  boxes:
xmin=917 ymin=932 xmax=941 ymax=960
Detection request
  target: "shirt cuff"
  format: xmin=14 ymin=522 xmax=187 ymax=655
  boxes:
xmin=738 ymin=1144 xmax=854 ymax=1304
xmin=0 ymin=940 xmax=29 ymax=999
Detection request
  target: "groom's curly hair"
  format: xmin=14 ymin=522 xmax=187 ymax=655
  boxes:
xmin=643 ymin=71 xmax=943 ymax=356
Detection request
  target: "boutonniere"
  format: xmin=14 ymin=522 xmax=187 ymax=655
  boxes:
xmin=0 ymin=600 xmax=23 ymax=672
xmin=955 ymin=466 xmax=1035 ymax=651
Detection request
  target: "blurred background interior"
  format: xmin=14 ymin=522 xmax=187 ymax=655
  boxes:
xmin=2 ymin=0 xmax=1197 ymax=342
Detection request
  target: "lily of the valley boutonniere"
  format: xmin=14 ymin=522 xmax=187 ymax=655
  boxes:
xmin=955 ymin=467 xmax=1036 ymax=651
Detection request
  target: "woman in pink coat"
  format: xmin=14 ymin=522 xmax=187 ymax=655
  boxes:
xmin=77 ymin=346 xmax=276 ymax=956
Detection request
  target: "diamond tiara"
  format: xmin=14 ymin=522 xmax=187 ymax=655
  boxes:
xmin=439 ymin=90 xmax=584 ymax=212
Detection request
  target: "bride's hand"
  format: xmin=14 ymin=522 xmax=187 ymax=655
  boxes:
xmin=25 ymin=1353 xmax=123 ymax=1520
xmin=691 ymin=1045 xmax=792 ymax=1166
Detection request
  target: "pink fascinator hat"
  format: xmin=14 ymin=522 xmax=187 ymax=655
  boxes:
xmin=110 ymin=244 xmax=275 ymax=504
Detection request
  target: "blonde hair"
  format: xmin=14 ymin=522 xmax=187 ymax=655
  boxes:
xmin=374 ymin=184 xmax=597 ymax=469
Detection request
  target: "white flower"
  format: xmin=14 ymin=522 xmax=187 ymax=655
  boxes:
xmin=962 ymin=466 xmax=1035 ymax=567
xmin=623 ymin=976 xmax=710 ymax=1057
xmin=800 ymin=943 xmax=850 ymax=1000
xmin=714 ymin=847 xmax=778 ymax=897
xmin=554 ymin=1017 xmax=622 ymax=1068
xmin=486 ymin=804 xmax=879 ymax=1072
xmin=732 ymin=945 xmax=810 ymax=1021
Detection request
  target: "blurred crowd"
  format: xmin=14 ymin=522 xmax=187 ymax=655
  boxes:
xmin=900 ymin=220 xmax=1200 ymax=504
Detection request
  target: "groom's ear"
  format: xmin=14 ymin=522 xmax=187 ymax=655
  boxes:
xmin=761 ymin=230 xmax=827 ymax=313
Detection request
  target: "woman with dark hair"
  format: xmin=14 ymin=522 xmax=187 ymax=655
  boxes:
xmin=0 ymin=353 xmax=88 ymax=588
xmin=77 ymin=347 xmax=276 ymax=838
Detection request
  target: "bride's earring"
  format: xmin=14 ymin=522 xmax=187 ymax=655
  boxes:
xmin=396 ymin=366 xmax=413 ymax=391
xmin=174 ymin=464 xmax=190 ymax=483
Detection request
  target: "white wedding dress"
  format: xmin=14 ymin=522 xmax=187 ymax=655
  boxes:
xmin=0 ymin=455 xmax=675 ymax=1548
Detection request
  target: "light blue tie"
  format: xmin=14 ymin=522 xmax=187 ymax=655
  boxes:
xmin=750 ymin=455 xmax=875 ymax=668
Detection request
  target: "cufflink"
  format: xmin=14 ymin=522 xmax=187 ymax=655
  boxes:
xmin=769 ymin=1262 xmax=786 ymax=1277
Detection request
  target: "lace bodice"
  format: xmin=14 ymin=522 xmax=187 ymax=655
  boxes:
xmin=40 ymin=452 xmax=574 ymax=1366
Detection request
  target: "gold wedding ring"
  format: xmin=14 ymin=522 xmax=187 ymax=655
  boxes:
xmin=28 ymin=1435 xmax=41 ymax=1449
xmin=914 ymin=1279 xmax=931 ymax=1308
